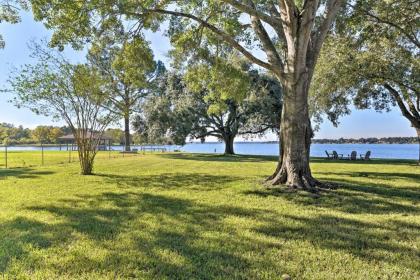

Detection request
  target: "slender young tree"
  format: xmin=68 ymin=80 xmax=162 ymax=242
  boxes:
xmin=6 ymin=43 xmax=115 ymax=174
xmin=30 ymin=0 xmax=345 ymax=190
xmin=88 ymin=33 xmax=158 ymax=151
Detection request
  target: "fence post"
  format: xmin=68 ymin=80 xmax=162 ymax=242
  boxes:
xmin=41 ymin=143 xmax=44 ymax=166
xmin=68 ymin=144 xmax=71 ymax=163
xmin=109 ymin=141 xmax=111 ymax=159
xmin=5 ymin=145 xmax=7 ymax=169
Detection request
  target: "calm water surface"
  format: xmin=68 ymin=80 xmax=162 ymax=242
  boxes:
xmin=4 ymin=143 xmax=418 ymax=160
xmin=179 ymin=143 xmax=419 ymax=160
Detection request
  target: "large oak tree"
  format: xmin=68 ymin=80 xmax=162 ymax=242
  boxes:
xmin=134 ymin=63 xmax=282 ymax=154
xmin=29 ymin=0 xmax=345 ymax=190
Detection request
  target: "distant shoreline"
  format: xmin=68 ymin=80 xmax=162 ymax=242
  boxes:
xmin=186 ymin=142 xmax=419 ymax=145
xmin=190 ymin=137 xmax=419 ymax=145
xmin=2 ymin=137 xmax=418 ymax=147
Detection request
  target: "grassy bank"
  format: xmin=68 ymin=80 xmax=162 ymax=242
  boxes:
xmin=0 ymin=152 xmax=419 ymax=279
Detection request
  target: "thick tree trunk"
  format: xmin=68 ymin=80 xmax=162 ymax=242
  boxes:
xmin=124 ymin=115 xmax=131 ymax=152
xmin=78 ymin=147 xmax=95 ymax=175
xmin=224 ymin=134 xmax=235 ymax=155
xmin=80 ymin=158 xmax=94 ymax=175
xmin=267 ymin=75 xmax=320 ymax=191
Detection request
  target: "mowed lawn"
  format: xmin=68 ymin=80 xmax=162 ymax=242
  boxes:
xmin=0 ymin=152 xmax=419 ymax=280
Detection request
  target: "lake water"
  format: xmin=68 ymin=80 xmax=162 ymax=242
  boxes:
xmin=3 ymin=143 xmax=419 ymax=160
xmin=179 ymin=143 xmax=419 ymax=160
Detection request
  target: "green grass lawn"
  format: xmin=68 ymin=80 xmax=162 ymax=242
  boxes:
xmin=0 ymin=150 xmax=139 ymax=168
xmin=0 ymin=152 xmax=419 ymax=279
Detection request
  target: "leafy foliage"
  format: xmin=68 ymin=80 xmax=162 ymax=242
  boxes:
xmin=105 ymin=128 xmax=125 ymax=144
xmin=6 ymin=42 xmax=116 ymax=174
xmin=183 ymin=57 xmax=250 ymax=115
xmin=0 ymin=123 xmax=72 ymax=145
xmin=31 ymin=126 xmax=63 ymax=143
xmin=0 ymin=0 xmax=27 ymax=48
xmin=28 ymin=0 xmax=345 ymax=186
xmin=88 ymin=35 xmax=156 ymax=113
xmin=0 ymin=122 xmax=31 ymax=144
xmin=87 ymin=32 xmax=159 ymax=150
xmin=312 ymin=0 xmax=419 ymax=131
xmin=133 ymin=64 xmax=282 ymax=152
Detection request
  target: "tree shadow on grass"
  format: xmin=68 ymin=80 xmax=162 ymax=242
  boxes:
xmin=0 ymin=168 xmax=55 ymax=179
xmin=2 ymin=167 xmax=418 ymax=277
xmin=3 ymin=188 xmax=418 ymax=277
xmin=245 ymin=178 xmax=419 ymax=215
xmin=95 ymin=172 xmax=241 ymax=192
xmin=12 ymin=191 xmax=278 ymax=279
xmin=0 ymin=217 xmax=68 ymax=272
xmin=157 ymin=153 xmax=276 ymax=163
xmin=254 ymin=214 xmax=420 ymax=274
xmin=245 ymin=165 xmax=420 ymax=215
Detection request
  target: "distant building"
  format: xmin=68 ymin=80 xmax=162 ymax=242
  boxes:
xmin=58 ymin=132 xmax=113 ymax=151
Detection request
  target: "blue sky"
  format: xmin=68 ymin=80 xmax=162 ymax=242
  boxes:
xmin=0 ymin=12 xmax=416 ymax=139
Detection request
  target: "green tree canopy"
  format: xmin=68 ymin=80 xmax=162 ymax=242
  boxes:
xmin=0 ymin=0 xmax=27 ymax=48
xmin=88 ymin=32 xmax=159 ymax=151
xmin=134 ymin=62 xmax=282 ymax=154
xmin=0 ymin=122 xmax=31 ymax=144
xmin=312 ymin=0 xmax=419 ymax=159
xmin=29 ymin=0 xmax=345 ymax=189
xmin=6 ymin=42 xmax=116 ymax=174
xmin=31 ymin=125 xmax=64 ymax=143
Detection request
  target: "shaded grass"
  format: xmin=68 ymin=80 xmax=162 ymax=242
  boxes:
xmin=159 ymin=152 xmax=275 ymax=162
xmin=0 ymin=152 xmax=419 ymax=279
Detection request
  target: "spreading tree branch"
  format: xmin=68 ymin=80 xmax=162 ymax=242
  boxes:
xmin=384 ymin=83 xmax=420 ymax=127
xmin=136 ymin=8 xmax=275 ymax=73
xmin=309 ymin=0 xmax=344 ymax=71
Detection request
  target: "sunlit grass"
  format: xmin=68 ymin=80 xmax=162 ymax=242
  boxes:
xmin=0 ymin=150 xmax=142 ymax=168
xmin=0 ymin=152 xmax=419 ymax=279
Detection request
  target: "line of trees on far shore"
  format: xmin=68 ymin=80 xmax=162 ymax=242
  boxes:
xmin=312 ymin=137 xmax=419 ymax=145
xmin=3 ymin=121 xmax=417 ymax=146
xmin=0 ymin=123 xmax=136 ymax=146
xmin=0 ymin=123 xmax=69 ymax=145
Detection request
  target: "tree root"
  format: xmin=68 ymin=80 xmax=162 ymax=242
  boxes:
xmin=265 ymin=167 xmax=338 ymax=193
